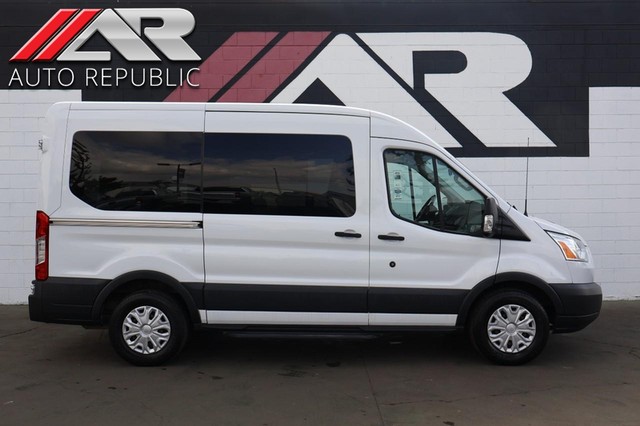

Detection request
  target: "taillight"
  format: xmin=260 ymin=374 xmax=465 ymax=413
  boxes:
xmin=35 ymin=210 xmax=49 ymax=281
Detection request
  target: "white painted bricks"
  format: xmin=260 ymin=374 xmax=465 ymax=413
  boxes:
xmin=0 ymin=90 xmax=81 ymax=303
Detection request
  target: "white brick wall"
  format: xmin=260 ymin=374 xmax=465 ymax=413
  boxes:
xmin=462 ymin=87 xmax=640 ymax=300
xmin=0 ymin=87 xmax=637 ymax=303
xmin=0 ymin=90 xmax=81 ymax=303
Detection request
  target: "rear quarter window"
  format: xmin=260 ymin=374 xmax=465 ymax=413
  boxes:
xmin=69 ymin=131 xmax=202 ymax=212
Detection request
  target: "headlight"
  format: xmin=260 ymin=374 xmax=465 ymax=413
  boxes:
xmin=547 ymin=231 xmax=588 ymax=262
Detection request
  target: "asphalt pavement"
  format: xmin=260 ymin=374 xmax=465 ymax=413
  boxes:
xmin=1 ymin=301 xmax=639 ymax=425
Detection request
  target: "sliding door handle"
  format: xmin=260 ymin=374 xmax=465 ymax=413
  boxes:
xmin=378 ymin=234 xmax=405 ymax=241
xmin=335 ymin=231 xmax=362 ymax=238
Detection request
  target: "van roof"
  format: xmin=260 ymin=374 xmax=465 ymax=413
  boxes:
xmin=67 ymin=101 xmax=370 ymax=116
xmin=63 ymin=101 xmax=435 ymax=144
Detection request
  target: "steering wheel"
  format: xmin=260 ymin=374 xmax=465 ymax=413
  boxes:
xmin=415 ymin=195 xmax=436 ymax=222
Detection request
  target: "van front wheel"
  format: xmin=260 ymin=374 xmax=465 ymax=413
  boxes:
xmin=109 ymin=291 xmax=189 ymax=366
xmin=469 ymin=291 xmax=549 ymax=365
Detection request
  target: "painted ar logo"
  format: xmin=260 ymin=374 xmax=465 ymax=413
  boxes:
xmin=167 ymin=32 xmax=555 ymax=151
xmin=274 ymin=33 xmax=554 ymax=149
xmin=10 ymin=8 xmax=200 ymax=62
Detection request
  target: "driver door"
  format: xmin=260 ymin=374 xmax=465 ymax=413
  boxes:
xmin=369 ymin=138 xmax=500 ymax=327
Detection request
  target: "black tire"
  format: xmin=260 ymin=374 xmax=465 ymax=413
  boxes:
xmin=109 ymin=291 xmax=189 ymax=366
xmin=468 ymin=290 xmax=549 ymax=365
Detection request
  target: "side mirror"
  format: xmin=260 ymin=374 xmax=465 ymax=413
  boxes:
xmin=483 ymin=197 xmax=499 ymax=237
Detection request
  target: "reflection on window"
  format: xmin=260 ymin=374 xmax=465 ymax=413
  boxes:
xmin=435 ymin=158 xmax=485 ymax=234
xmin=70 ymin=131 xmax=202 ymax=212
xmin=203 ymin=133 xmax=356 ymax=217
xmin=384 ymin=150 xmax=440 ymax=228
xmin=384 ymin=149 xmax=485 ymax=235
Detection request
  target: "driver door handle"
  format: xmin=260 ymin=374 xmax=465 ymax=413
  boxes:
xmin=378 ymin=234 xmax=405 ymax=241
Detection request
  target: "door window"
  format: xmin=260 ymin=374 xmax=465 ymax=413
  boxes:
xmin=384 ymin=150 xmax=440 ymax=228
xmin=203 ymin=133 xmax=356 ymax=217
xmin=384 ymin=149 xmax=485 ymax=235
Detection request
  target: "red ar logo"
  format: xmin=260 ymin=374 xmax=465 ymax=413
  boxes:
xmin=10 ymin=8 xmax=201 ymax=62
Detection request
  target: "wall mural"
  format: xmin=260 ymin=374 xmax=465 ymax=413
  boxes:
xmin=4 ymin=1 xmax=640 ymax=158
xmin=165 ymin=31 xmax=557 ymax=157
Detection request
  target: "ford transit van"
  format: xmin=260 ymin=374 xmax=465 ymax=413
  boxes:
xmin=29 ymin=102 xmax=602 ymax=365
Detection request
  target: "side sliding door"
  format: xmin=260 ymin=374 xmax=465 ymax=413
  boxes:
xmin=201 ymin=111 xmax=370 ymax=326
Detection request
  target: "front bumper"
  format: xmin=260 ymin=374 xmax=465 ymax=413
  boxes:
xmin=550 ymin=282 xmax=602 ymax=333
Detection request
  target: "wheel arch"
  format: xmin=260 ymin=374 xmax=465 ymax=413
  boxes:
xmin=91 ymin=271 xmax=203 ymax=325
xmin=456 ymin=272 xmax=562 ymax=328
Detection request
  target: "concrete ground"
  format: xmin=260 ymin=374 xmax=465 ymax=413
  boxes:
xmin=1 ymin=302 xmax=639 ymax=426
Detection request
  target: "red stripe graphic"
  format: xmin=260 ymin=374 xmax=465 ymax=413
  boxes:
xmin=218 ymin=32 xmax=330 ymax=102
xmin=164 ymin=32 xmax=279 ymax=102
xmin=33 ymin=9 xmax=101 ymax=62
xmin=10 ymin=9 xmax=78 ymax=62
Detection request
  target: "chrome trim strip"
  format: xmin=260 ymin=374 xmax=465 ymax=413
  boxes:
xmin=369 ymin=313 xmax=457 ymax=327
xmin=50 ymin=219 xmax=202 ymax=229
xmin=200 ymin=310 xmax=368 ymax=326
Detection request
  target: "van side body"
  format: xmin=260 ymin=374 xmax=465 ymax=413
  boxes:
xmin=29 ymin=102 xmax=602 ymax=365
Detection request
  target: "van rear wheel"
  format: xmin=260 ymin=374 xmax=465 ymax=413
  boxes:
xmin=109 ymin=291 xmax=189 ymax=366
xmin=469 ymin=290 xmax=549 ymax=365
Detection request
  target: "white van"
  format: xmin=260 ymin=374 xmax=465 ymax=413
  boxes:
xmin=29 ymin=102 xmax=601 ymax=366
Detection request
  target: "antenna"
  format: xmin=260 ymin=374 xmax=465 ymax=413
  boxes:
xmin=524 ymin=137 xmax=530 ymax=217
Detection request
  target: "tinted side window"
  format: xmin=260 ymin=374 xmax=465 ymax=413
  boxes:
xmin=203 ymin=133 xmax=355 ymax=217
xmin=70 ymin=131 xmax=202 ymax=212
